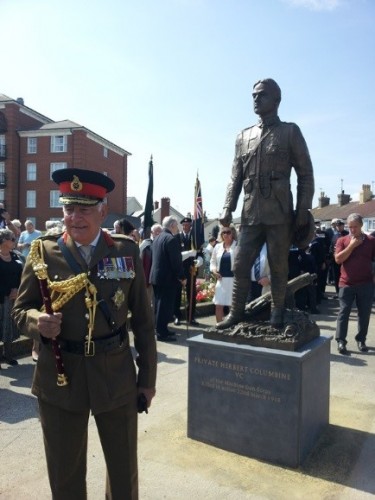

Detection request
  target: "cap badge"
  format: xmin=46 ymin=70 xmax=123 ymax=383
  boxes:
xmin=71 ymin=175 xmax=83 ymax=192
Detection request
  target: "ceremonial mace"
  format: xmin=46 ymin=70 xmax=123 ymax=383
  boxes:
xmin=30 ymin=245 xmax=69 ymax=387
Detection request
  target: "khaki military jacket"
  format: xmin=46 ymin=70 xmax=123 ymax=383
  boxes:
xmin=223 ymin=117 xmax=314 ymax=225
xmin=13 ymin=230 xmax=157 ymax=415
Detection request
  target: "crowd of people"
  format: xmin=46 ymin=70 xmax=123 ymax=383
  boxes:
xmin=2 ymin=205 xmax=374 ymax=362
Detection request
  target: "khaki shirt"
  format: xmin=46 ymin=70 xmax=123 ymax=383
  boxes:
xmin=223 ymin=119 xmax=314 ymax=225
xmin=13 ymin=231 xmax=157 ymax=415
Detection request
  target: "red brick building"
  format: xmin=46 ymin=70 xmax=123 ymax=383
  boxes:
xmin=0 ymin=94 xmax=130 ymax=228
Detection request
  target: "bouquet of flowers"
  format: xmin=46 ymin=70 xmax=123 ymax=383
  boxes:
xmin=196 ymin=278 xmax=215 ymax=303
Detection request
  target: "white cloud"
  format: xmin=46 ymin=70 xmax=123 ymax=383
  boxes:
xmin=282 ymin=0 xmax=343 ymax=11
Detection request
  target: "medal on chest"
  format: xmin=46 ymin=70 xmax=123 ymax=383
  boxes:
xmin=97 ymin=256 xmax=135 ymax=280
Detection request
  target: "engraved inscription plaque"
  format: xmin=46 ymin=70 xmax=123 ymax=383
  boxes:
xmin=187 ymin=334 xmax=331 ymax=467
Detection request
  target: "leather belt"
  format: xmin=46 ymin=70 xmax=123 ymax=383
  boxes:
xmin=58 ymin=329 xmax=125 ymax=356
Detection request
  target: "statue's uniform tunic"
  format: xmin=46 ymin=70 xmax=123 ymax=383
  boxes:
xmin=223 ymin=116 xmax=314 ymax=312
xmin=13 ymin=230 xmax=157 ymax=499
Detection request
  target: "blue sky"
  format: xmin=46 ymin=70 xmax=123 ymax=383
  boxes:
xmin=1 ymin=0 xmax=374 ymax=219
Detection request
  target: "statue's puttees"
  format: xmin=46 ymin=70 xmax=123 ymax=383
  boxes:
xmin=217 ymin=78 xmax=315 ymax=329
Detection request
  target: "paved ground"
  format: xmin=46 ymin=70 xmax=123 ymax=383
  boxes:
xmin=1 ymin=284 xmax=375 ymax=499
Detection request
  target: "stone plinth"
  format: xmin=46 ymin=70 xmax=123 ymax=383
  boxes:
xmin=187 ymin=334 xmax=331 ymax=468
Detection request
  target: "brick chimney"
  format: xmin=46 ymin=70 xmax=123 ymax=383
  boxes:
xmin=359 ymin=184 xmax=373 ymax=203
xmin=160 ymin=197 xmax=170 ymax=221
xmin=318 ymin=191 xmax=330 ymax=208
xmin=337 ymin=190 xmax=351 ymax=207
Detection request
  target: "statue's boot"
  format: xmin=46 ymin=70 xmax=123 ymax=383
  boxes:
xmin=216 ymin=277 xmax=249 ymax=329
xmin=270 ymin=307 xmax=285 ymax=329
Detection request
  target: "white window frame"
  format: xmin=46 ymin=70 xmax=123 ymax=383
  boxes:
xmin=51 ymin=136 xmax=67 ymax=153
xmin=27 ymin=163 xmax=37 ymax=181
xmin=50 ymin=190 xmax=61 ymax=208
xmin=50 ymin=162 xmax=67 ymax=179
xmin=103 ymin=147 xmax=108 ymax=158
xmin=27 ymin=137 xmax=37 ymax=154
xmin=0 ymin=189 xmax=4 ymax=203
xmin=26 ymin=190 xmax=36 ymax=208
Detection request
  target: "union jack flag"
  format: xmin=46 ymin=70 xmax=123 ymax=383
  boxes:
xmin=192 ymin=175 xmax=205 ymax=250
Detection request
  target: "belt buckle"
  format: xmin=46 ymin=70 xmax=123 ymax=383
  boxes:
xmin=85 ymin=340 xmax=95 ymax=357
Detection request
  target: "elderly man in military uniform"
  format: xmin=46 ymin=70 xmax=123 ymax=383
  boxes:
xmin=218 ymin=78 xmax=314 ymax=329
xmin=13 ymin=168 xmax=157 ymax=500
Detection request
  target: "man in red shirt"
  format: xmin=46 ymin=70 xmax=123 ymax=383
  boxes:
xmin=335 ymin=213 xmax=375 ymax=355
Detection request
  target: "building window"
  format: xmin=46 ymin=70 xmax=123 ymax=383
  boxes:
xmin=103 ymin=147 xmax=108 ymax=158
xmin=0 ymin=135 xmax=5 ymax=158
xmin=50 ymin=162 xmax=67 ymax=179
xmin=51 ymin=136 xmax=67 ymax=153
xmin=27 ymin=137 xmax=37 ymax=154
xmin=0 ymin=163 xmax=4 ymax=188
xmin=367 ymin=219 xmax=375 ymax=231
xmin=26 ymin=190 xmax=36 ymax=208
xmin=50 ymin=190 xmax=61 ymax=208
xmin=27 ymin=163 xmax=37 ymax=181
xmin=0 ymin=189 xmax=4 ymax=203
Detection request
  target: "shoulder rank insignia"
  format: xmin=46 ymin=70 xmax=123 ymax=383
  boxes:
xmin=97 ymin=256 xmax=136 ymax=280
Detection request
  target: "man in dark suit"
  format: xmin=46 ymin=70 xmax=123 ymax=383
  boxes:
xmin=150 ymin=216 xmax=186 ymax=341
xmin=174 ymin=216 xmax=199 ymax=325
xmin=13 ymin=168 xmax=157 ymax=499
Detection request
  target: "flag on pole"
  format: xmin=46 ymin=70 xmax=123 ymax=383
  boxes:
xmin=143 ymin=155 xmax=154 ymax=232
xmin=192 ymin=174 xmax=205 ymax=250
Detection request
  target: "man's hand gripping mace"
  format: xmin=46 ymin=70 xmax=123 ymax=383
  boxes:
xmin=30 ymin=240 xmax=68 ymax=386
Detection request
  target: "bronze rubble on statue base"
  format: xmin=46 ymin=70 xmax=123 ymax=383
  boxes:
xmin=204 ymin=273 xmax=320 ymax=351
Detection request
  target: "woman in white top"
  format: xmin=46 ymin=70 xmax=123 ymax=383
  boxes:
xmin=210 ymin=225 xmax=238 ymax=323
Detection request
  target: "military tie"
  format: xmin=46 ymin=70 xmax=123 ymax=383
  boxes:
xmin=79 ymin=245 xmax=93 ymax=265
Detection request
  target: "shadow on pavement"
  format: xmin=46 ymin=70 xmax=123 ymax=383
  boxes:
xmin=0 ymin=388 xmax=39 ymax=423
xmin=301 ymin=423 xmax=375 ymax=495
xmin=157 ymin=352 xmax=186 ymax=365
xmin=0 ymin=361 xmax=35 ymax=388
xmin=330 ymin=353 xmax=370 ymax=366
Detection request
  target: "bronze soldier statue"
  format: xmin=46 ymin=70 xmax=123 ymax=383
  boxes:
xmin=217 ymin=78 xmax=314 ymax=329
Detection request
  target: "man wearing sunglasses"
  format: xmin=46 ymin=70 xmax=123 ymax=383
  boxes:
xmin=217 ymin=78 xmax=314 ymax=329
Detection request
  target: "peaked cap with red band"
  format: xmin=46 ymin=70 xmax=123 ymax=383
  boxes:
xmin=52 ymin=168 xmax=115 ymax=206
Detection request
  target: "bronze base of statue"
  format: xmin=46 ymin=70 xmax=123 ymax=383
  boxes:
xmin=205 ymin=273 xmax=320 ymax=351
xmin=204 ymin=308 xmax=320 ymax=352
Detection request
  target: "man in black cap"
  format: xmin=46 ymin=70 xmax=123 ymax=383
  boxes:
xmin=218 ymin=78 xmax=314 ymax=329
xmin=174 ymin=216 xmax=199 ymax=325
xmin=13 ymin=167 xmax=157 ymax=499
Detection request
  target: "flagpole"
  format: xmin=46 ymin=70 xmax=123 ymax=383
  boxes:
xmin=188 ymin=174 xmax=204 ymax=325
xmin=143 ymin=155 xmax=154 ymax=236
